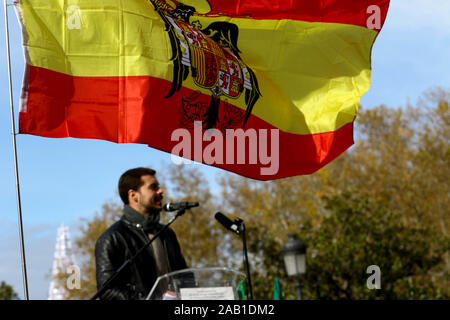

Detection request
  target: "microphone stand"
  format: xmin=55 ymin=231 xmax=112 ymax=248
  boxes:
xmin=234 ymin=218 xmax=254 ymax=300
xmin=90 ymin=209 xmax=186 ymax=300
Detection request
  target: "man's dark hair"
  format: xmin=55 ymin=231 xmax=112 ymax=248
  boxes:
xmin=118 ymin=167 xmax=156 ymax=205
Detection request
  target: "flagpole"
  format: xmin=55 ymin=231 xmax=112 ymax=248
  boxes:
xmin=3 ymin=0 xmax=29 ymax=300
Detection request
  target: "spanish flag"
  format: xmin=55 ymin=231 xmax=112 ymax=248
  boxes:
xmin=15 ymin=0 xmax=390 ymax=180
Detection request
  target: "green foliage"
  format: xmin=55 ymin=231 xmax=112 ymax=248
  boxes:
xmin=0 ymin=281 xmax=19 ymax=300
xmin=301 ymin=192 xmax=449 ymax=299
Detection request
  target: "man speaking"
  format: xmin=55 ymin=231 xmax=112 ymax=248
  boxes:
xmin=95 ymin=167 xmax=188 ymax=300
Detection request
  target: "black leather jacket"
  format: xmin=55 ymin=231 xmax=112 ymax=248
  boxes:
xmin=95 ymin=205 xmax=188 ymax=300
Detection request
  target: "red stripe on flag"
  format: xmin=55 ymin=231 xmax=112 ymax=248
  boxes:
xmin=206 ymin=0 xmax=390 ymax=30
xmin=20 ymin=65 xmax=353 ymax=180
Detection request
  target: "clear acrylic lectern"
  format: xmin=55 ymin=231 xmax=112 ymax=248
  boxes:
xmin=146 ymin=267 xmax=246 ymax=300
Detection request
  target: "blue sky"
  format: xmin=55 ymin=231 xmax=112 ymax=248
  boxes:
xmin=1 ymin=1 xmax=449 ymax=299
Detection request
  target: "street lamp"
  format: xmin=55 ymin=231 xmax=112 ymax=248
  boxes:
xmin=281 ymin=234 xmax=307 ymax=300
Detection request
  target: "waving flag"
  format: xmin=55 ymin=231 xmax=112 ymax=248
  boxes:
xmin=15 ymin=0 xmax=390 ymax=180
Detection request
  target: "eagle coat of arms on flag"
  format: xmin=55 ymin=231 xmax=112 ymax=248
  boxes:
xmin=149 ymin=0 xmax=261 ymax=129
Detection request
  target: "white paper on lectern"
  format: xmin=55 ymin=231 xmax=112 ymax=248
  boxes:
xmin=179 ymin=287 xmax=235 ymax=300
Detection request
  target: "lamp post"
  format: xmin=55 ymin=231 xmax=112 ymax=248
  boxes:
xmin=281 ymin=234 xmax=307 ymax=300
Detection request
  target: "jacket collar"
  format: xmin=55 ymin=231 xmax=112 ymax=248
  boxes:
xmin=122 ymin=205 xmax=161 ymax=232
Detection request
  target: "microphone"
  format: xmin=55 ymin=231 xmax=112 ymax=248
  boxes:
xmin=163 ymin=202 xmax=199 ymax=212
xmin=214 ymin=212 xmax=241 ymax=234
xmin=214 ymin=212 xmax=253 ymax=299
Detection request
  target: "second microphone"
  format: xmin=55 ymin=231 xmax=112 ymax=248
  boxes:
xmin=163 ymin=202 xmax=199 ymax=212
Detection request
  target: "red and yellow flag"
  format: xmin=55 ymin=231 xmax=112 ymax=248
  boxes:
xmin=16 ymin=0 xmax=390 ymax=180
